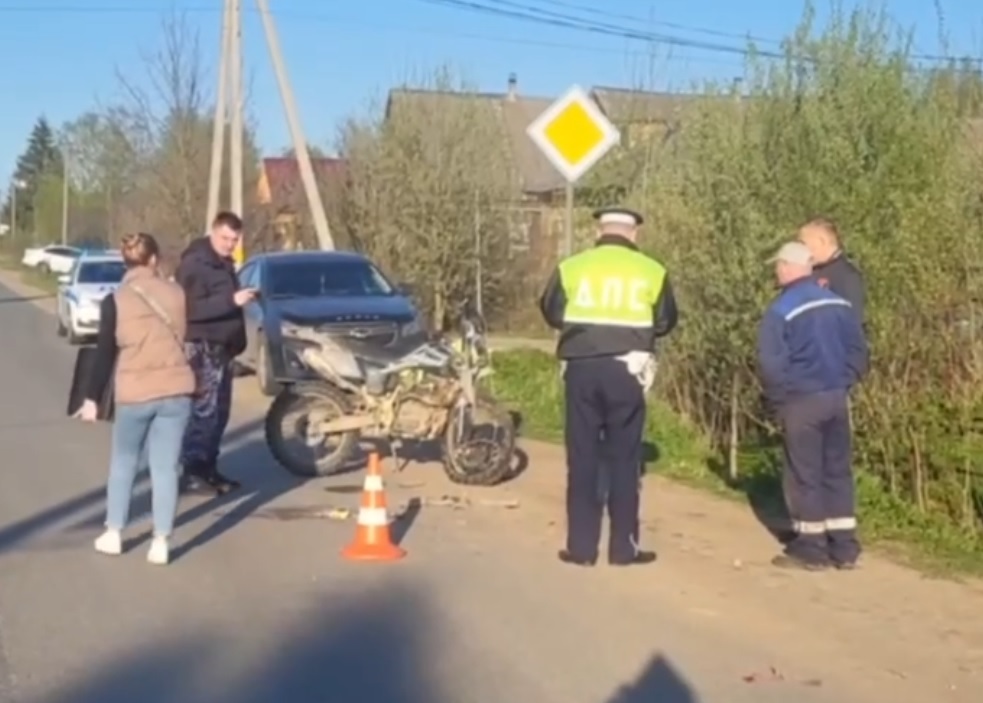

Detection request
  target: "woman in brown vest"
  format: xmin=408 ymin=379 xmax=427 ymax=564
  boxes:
xmin=74 ymin=233 xmax=195 ymax=565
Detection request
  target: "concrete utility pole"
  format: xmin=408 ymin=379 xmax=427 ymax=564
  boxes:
xmin=229 ymin=0 xmax=245 ymax=265
xmin=229 ymin=0 xmax=244 ymax=218
xmin=205 ymin=0 xmax=232 ymax=231
xmin=61 ymin=150 xmax=69 ymax=246
xmin=255 ymin=0 xmax=335 ymax=250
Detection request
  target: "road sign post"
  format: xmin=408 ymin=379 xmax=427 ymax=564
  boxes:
xmin=526 ymin=85 xmax=620 ymax=257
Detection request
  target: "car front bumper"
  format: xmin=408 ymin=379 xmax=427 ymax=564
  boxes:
xmin=71 ymin=305 xmax=101 ymax=334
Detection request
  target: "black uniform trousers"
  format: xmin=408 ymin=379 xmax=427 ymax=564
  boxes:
xmin=780 ymin=389 xmax=860 ymax=565
xmin=563 ymin=356 xmax=646 ymax=562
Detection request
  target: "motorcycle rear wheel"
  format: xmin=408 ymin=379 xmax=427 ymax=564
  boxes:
xmin=265 ymin=382 xmax=360 ymax=478
xmin=441 ymin=394 xmax=516 ymax=486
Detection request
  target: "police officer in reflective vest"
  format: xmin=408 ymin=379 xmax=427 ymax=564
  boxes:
xmin=539 ymin=206 xmax=678 ymax=566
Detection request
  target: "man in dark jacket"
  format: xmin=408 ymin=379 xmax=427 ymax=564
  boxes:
xmin=797 ymin=217 xmax=866 ymax=323
xmin=758 ymin=242 xmax=869 ymax=571
xmin=176 ymin=211 xmax=257 ymax=495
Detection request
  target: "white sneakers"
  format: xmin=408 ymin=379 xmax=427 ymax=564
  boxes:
xmin=93 ymin=529 xmax=170 ymax=566
xmin=94 ymin=529 xmax=123 ymax=556
xmin=146 ymin=536 xmax=170 ymax=565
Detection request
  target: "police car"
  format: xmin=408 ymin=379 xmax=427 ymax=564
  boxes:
xmin=55 ymin=251 xmax=126 ymax=344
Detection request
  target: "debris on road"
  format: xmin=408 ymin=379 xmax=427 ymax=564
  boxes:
xmin=742 ymin=666 xmax=785 ymax=683
xmin=740 ymin=667 xmax=822 ymax=687
xmin=422 ymin=494 xmax=520 ymax=510
xmin=245 ymin=506 xmax=353 ymax=521
xmin=323 ymin=484 xmax=363 ymax=494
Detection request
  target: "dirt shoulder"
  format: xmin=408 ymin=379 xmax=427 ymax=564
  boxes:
xmin=458 ymin=439 xmax=983 ymax=698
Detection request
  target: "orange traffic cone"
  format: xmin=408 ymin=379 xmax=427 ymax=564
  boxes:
xmin=341 ymin=452 xmax=406 ymax=562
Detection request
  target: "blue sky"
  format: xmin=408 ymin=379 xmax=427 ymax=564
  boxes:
xmin=0 ymin=0 xmax=980 ymax=185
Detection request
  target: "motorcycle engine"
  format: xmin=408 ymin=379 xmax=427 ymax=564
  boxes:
xmin=392 ymin=395 xmax=446 ymax=438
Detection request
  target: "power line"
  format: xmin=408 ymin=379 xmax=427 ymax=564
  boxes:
xmin=419 ymin=0 xmax=782 ymax=59
xmin=418 ymin=0 xmax=983 ymax=66
xmin=1 ymin=1 xmax=979 ymax=69
xmin=0 ymin=2 xmax=747 ymax=66
xmin=518 ymin=0 xmax=783 ymax=46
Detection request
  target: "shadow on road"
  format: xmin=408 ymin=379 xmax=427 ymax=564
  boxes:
xmin=31 ymin=585 xmax=444 ymax=703
xmin=707 ymin=447 xmax=794 ymax=546
xmin=0 ymin=418 xmax=298 ymax=556
xmin=167 ymin=421 xmax=309 ymax=561
xmin=0 ymin=293 xmax=50 ymax=305
xmin=29 ymin=583 xmax=700 ymax=703
xmin=604 ymin=655 xmax=699 ymax=703
xmin=0 ymin=486 xmax=107 ymax=555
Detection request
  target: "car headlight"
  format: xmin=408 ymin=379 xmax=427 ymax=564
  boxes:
xmin=400 ymin=316 xmax=424 ymax=337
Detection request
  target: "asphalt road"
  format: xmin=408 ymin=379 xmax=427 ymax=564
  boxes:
xmin=0 ymin=273 xmax=977 ymax=703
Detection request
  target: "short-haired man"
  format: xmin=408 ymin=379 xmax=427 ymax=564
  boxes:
xmin=176 ymin=211 xmax=257 ymax=495
xmin=797 ymin=217 xmax=866 ymax=323
xmin=758 ymin=242 xmax=868 ymax=571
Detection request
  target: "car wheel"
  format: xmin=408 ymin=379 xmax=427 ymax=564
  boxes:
xmin=38 ymin=262 xmax=50 ymax=275
xmin=56 ymin=314 xmax=67 ymax=338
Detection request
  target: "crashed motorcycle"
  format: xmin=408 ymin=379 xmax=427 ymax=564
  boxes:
xmin=262 ymin=311 xmax=516 ymax=486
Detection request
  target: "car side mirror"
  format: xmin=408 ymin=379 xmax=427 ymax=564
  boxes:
xmin=397 ymin=282 xmax=416 ymax=297
xmin=57 ymin=274 xmax=70 ymax=285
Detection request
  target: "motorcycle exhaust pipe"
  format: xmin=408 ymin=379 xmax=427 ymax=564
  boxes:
xmin=316 ymin=414 xmax=377 ymax=433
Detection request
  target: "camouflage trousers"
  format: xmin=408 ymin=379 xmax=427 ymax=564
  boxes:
xmin=180 ymin=340 xmax=234 ymax=471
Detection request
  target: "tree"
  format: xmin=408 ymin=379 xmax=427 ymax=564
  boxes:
xmin=618 ymin=4 xmax=983 ymax=526
xmin=2 ymin=117 xmax=64 ymax=240
xmin=340 ymin=69 xmax=516 ymax=328
xmin=72 ymin=10 xmax=261 ymax=262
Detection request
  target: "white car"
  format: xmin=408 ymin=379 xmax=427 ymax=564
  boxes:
xmin=22 ymin=244 xmax=82 ymax=275
xmin=56 ymin=253 xmax=126 ymax=344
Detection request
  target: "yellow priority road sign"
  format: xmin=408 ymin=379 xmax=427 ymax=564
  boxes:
xmin=525 ymin=84 xmax=620 ymax=183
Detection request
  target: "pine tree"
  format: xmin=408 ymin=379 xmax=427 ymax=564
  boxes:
xmin=2 ymin=117 xmax=64 ymax=238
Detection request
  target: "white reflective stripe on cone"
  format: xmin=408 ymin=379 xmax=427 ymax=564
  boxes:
xmin=363 ymin=475 xmax=384 ymax=492
xmin=357 ymin=507 xmax=389 ymax=527
xmin=792 ymin=520 xmax=827 ymax=535
xmin=825 ymin=517 xmax=857 ymax=531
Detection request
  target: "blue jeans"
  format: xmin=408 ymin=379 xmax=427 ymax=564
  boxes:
xmin=105 ymin=395 xmax=192 ymax=537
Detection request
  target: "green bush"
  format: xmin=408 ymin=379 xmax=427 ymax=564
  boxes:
xmin=618 ymin=5 xmax=983 ymax=539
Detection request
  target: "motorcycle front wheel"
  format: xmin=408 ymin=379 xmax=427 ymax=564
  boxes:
xmin=441 ymin=394 xmax=517 ymax=486
xmin=264 ymin=382 xmax=360 ymax=478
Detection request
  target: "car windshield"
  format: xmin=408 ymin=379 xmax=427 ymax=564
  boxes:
xmin=267 ymin=259 xmax=395 ymax=298
xmin=77 ymin=261 xmax=126 ymax=284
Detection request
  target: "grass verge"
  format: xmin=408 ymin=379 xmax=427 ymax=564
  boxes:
xmin=0 ymin=252 xmax=58 ymax=294
xmin=488 ymin=348 xmax=983 ymax=578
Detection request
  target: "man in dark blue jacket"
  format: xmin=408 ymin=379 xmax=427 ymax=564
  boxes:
xmin=758 ymin=241 xmax=869 ymax=571
xmin=176 ymin=211 xmax=257 ymax=495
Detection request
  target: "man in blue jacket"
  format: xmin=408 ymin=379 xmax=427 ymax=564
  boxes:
xmin=757 ymin=241 xmax=869 ymax=571
xmin=175 ymin=211 xmax=257 ymax=495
